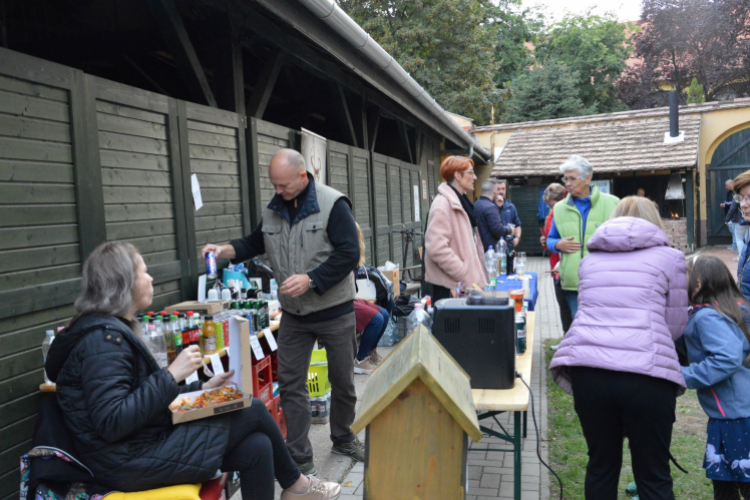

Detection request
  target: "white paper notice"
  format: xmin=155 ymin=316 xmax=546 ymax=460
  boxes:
xmin=191 ymin=174 xmax=203 ymax=211
xmin=186 ymin=370 xmax=199 ymax=384
xmin=413 ymin=185 xmax=420 ymax=222
xmin=208 ymin=352 xmax=225 ymax=374
xmin=262 ymin=328 xmax=278 ymax=351
xmin=250 ymin=334 xmax=265 ymax=361
xmin=198 ymin=274 xmax=207 ymax=302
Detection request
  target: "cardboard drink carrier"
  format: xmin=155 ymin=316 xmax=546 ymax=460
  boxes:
xmin=170 ymin=316 xmax=254 ymax=424
xmin=166 ymin=300 xmax=230 ymax=315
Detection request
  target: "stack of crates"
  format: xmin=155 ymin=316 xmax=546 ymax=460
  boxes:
xmin=256 ymin=331 xmax=286 ymax=439
xmin=308 ymin=349 xmax=332 ymax=424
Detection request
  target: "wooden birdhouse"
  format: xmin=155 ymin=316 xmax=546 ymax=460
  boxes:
xmin=352 ymin=325 xmax=483 ymax=499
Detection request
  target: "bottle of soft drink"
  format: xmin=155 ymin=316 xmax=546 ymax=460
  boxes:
xmin=170 ymin=315 xmax=183 ymax=355
xmin=406 ymin=303 xmax=432 ymax=335
xmin=496 ymin=238 xmax=507 ymax=276
xmin=163 ymin=317 xmax=177 ymax=365
xmin=184 ymin=311 xmax=195 ymax=348
xmin=42 ymin=329 xmax=55 ymax=384
xmin=214 ymin=316 xmax=225 ymax=351
xmin=270 ymin=279 xmax=278 ymax=300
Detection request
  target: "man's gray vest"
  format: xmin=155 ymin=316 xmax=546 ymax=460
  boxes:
xmin=262 ymin=182 xmax=356 ymax=316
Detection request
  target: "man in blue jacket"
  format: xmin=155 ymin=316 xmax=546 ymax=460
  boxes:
xmin=497 ymin=180 xmax=522 ymax=248
xmin=474 ymin=179 xmax=513 ymax=252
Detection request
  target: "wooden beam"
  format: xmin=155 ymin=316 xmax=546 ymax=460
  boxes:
xmin=213 ymin=13 xmax=245 ymax=113
xmin=246 ymin=48 xmax=285 ymax=119
xmin=398 ymin=121 xmax=414 ymax=164
xmin=361 ymin=92 xmax=369 ymax=152
xmin=121 ymin=53 xmax=169 ymax=95
xmin=332 ymin=82 xmax=358 ymax=148
xmin=370 ymin=110 xmax=381 ymax=153
xmin=233 ymin=5 xmax=425 ymax=132
xmin=250 ymin=0 xmax=468 ymax=148
xmin=416 ymin=127 xmax=425 ymax=166
xmin=151 ymin=0 xmax=217 ymax=107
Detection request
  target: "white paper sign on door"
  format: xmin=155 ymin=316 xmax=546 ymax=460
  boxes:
xmin=191 ymin=174 xmax=203 ymax=211
xmin=414 ymin=185 xmax=420 ymax=221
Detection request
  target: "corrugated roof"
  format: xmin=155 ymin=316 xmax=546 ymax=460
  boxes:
xmin=490 ymin=114 xmax=702 ymax=178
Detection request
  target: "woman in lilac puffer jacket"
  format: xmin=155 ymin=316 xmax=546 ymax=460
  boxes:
xmin=549 ymin=196 xmax=688 ymax=500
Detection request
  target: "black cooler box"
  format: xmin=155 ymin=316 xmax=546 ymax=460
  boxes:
xmin=432 ymin=296 xmax=516 ymax=389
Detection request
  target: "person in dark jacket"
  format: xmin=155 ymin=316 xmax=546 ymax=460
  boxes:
xmin=45 ymin=241 xmax=340 ymax=500
xmin=735 ymin=171 xmax=750 ymax=303
xmin=726 ymin=198 xmax=748 ymax=259
xmin=474 ymin=178 xmax=513 ymax=252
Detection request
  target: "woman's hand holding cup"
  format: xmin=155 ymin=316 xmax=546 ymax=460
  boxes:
xmin=167 ymin=345 xmax=203 ymax=383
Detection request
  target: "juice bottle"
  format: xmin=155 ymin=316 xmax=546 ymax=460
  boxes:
xmin=163 ymin=317 xmax=177 ymax=365
xmin=203 ymin=315 xmax=217 ymax=355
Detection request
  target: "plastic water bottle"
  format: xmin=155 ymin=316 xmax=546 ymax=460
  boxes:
xmin=270 ymin=279 xmax=279 ymax=300
xmin=485 ymin=246 xmax=497 ymax=278
xmin=145 ymin=323 xmax=168 ymax=369
xmin=496 ymin=239 xmax=507 ymax=276
xmin=42 ymin=330 xmax=55 ymax=384
xmin=406 ymin=303 xmax=432 ymax=335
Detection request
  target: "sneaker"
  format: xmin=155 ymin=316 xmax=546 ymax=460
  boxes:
xmin=729 ymin=245 xmax=738 ymax=250
xmin=368 ymin=348 xmax=382 ymax=365
xmin=550 ymin=343 xmax=561 ymax=351
xmin=296 ymin=461 xmax=317 ymax=476
xmin=281 ymin=475 xmax=341 ymax=499
xmin=332 ymin=437 xmax=366 ymax=462
xmin=353 ymin=357 xmax=376 ymax=375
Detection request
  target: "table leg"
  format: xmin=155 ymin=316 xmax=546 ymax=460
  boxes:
xmin=514 ymin=411 xmax=522 ymax=500
xmin=523 ymin=410 xmax=528 ymax=438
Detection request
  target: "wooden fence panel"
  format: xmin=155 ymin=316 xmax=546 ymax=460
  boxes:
xmin=352 ymin=147 xmax=375 ymax=266
xmin=250 ymin=118 xmax=292 ymax=214
xmin=372 ymin=153 xmax=391 ymax=266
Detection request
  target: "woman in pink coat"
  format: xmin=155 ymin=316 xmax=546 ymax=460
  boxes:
xmin=549 ymin=196 xmax=688 ymax=500
xmin=424 ymin=156 xmax=487 ymax=301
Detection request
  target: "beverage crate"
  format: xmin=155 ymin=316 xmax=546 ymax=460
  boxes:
xmin=309 ymin=391 xmax=331 ymax=425
xmin=307 ymin=349 xmax=331 ymax=397
xmin=252 ymin=356 xmax=273 ymax=404
xmin=275 ymin=395 xmax=287 ymax=439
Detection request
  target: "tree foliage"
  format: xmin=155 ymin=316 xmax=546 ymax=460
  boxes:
xmin=534 ymin=12 xmax=632 ymax=113
xmin=617 ymin=0 xmax=750 ymax=109
xmin=338 ymin=0 xmax=535 ymax=125
xmin=504 ymin=61 xmax=595 ymax=122
xmin=687 ymin=77 xmax=705 ymax=104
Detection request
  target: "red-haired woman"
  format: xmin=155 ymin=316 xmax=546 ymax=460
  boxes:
xmin=424 ymin=155 xmax=487 ymax=301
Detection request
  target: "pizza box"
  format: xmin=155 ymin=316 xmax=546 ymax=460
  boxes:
xmin=166 ymin=300 xmax=230 ymax=315
xmin=170 ymin=315 xmax=254 ymax=424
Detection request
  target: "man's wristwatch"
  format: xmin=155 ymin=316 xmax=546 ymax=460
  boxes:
xmin=308 ymin=277 xmax=317 ymax=289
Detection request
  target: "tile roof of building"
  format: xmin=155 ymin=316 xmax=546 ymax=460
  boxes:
xmin=490 ymin=113 xmax=702 ymax=177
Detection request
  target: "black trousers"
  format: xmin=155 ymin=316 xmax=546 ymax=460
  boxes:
xmin=714 ymin=480 xmax=750 ymax=500
xmin=220 ymin=398 xmax=301 ymax=500
xmin=570 ymin=367 xmax=677 ymax=500
xmin=553 ymin=278 xmax=573 ymax=333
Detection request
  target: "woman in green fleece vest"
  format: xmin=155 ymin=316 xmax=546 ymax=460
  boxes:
xmin=546 ymin=156 xmax=619 ymax=318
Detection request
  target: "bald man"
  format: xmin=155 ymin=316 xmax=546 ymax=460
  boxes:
xmin=202 ymin=149 xmax=362 ymax=474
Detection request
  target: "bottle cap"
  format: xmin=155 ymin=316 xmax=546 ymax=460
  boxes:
xmin=170 ymin=315 xmax=178 ymax=321
xmin=186 ymin=311 xmax=194 ymax=317
xmin=205 ymin=315 xmax=213 ymax=320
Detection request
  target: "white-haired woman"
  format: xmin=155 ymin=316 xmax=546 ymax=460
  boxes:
xmin=44 ymin=242 xmax=340 ymax=500
xmin=545 ymin=155 xmax=619 ymax=316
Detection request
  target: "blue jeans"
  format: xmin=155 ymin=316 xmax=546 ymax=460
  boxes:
xmin=735 ymin=223 xmax=749 ymax=257
xmin=565 ymin=291 xmax=579 ymax=319
xmin=357 ymin=306 xmax=389 ymax=361
xmin=729 ymin=221 xmax=739 ymax=250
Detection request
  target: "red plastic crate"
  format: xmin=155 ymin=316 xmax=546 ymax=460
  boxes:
xmin=274 ymin=395 xmax=287 ymax=439
xmin=252 ymin=356 xmax=273 ymax=404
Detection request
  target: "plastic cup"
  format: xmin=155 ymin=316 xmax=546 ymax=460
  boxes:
xmin=510 ymin=289 xmax=524 ymax=312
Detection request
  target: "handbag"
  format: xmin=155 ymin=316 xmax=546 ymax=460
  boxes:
xmin=355 ymin=267 xmax=377 ymax=300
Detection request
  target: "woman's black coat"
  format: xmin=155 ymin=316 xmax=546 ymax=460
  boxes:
xmin=45 ymin=314 xmax=231 ymax=491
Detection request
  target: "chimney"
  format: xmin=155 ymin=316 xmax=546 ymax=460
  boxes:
xmin=664 ymin=90 xmax=684 ymax=144
xmin=669 ymin=91 xmax=679 ymax=138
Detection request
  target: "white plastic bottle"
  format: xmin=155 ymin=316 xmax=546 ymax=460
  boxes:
xmin=496 ymin=238 xmax=507 ymax=276
xmin=42 ymin=330 xmax=55 ymax=384
xmin=146 ymin=323 xmax=168 ymax=369
xmin=270 ymin=279 xmax=279 ymax=300
xmin=406 ymin=303 xmax=432 ymax=335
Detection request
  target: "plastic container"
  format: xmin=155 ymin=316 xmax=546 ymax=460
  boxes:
xmin=307 ymin=349 xmax=331 ymax=397
xmin=145 ymin=323 xmax=168 ymax=369
xmin=42 ymin=330 xmax=55 ymax=384
xmin=484 ymin=246 xmax=497 ymax=279
xmin=406 ymin=303 xmax=432 ymax=335
xmin=496 ymin=239 xmax=507 ymax=276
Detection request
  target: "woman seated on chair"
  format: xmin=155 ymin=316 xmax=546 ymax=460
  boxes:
xmin=353 ymin=223 xmax=388 ymax=375
xmin=45 ymin=241 xmax=340 ymax=500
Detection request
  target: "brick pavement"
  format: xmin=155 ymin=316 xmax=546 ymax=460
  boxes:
xmin=339 ymin=256 xmax=561 ymax=500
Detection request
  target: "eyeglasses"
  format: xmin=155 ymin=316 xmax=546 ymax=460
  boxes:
xmin=561 ymin=175 xmax=584 ymax=183
xmin=734 ymin=194 xmax=750 ymax=204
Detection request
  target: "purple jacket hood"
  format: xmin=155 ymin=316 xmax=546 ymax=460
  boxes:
xmin=587 ymin=217 xmax=671 ymax=253
xmin=550 ymin=216 xmax=688 ymax=396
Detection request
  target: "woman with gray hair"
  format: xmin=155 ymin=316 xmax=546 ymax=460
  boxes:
xmin=44 ymin=242 xmax=341 ymax=499
xmin=545 ymin=156 xmax=619 ymax=317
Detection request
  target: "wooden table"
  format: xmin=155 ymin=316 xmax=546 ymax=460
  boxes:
xmin=471 ymin=311 xmax=535 ymax=500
